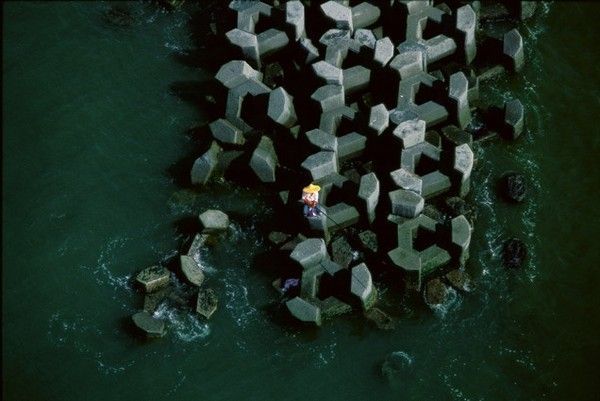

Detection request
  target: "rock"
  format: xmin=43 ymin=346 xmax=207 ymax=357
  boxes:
xmin=286 ymin=296 xmax=322 ymax=325
xmin=331 ymin=236 xmax=353 ymax=268
xmin=290 ymin=238 xmax=328 ymax=268
xmin=136 ymin=266 xmax=170 ymax=293
xmin=196 ymin=288 xmax=218 ymax=319
xmin=500 ymin=172 xmax=527 ymax=202
xmin=143 ymin=286 xmax=172 ymax=313
xmin=382 ymin=351 xmax=413 ymax=380
xmin=389 ymin=189 xmax=424 ymax=218
xmin=351 ymin=263 xmax=377 ymax=310
xmin=365 ymin=307 xmax=395 ymax=330
xmin=191 ymin=141 xmax=221 ymax=185
xmin=502 ymin=238 xmax=527 ymax=269
xmin=358 ymin=230 xmax=378 ymax=253
xmin=424 ymin=277 xmax=450 ymax=306
xmin=250 ymin=136 xmax=278 ymax=183
xmin=132 ymin=311 xmax=166 ymax=338
xmin=199 ymin=209 xmax=229 ymax=233
xmin=319 ymin=296 xmax=352 ymax=318
xmin=445 ymin=269 xmax=473 ymax=292
xmin=267 ymin=87 xmax=297 ymax=128
xmin=180 ymin=255 xmax=205 ymax=286
xmin=445 ymin=196 xmax=477 ymax=223
xmin=268 ymin=231 xmax=290 ymax=245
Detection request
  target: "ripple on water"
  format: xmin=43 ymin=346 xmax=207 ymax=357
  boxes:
xmin=153 ymin=303 xmax=211 ymax=343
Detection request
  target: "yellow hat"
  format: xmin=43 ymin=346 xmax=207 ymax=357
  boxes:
xmin=302 ymin=183 xmax=321 ymax=193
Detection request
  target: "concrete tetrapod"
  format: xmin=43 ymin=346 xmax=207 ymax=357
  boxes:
xmin=250 ymin=136 xmax=278 ymax=183
xmin=136 ymin=266 xmax=170 ymax=293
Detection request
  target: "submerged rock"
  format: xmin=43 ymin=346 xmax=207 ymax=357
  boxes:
xmin=499 ymin=172 xmax=527 ymax=202
xmin=143 ymin=286 xmax=173 ymax=313
xmin=382 ymin=351 xmax=413 ymax=380
xmin=365 ymin=307 xmax=395 ymax=330
xmin=196 ymin=288 xmax=218 ymax=319
xmin=444 ymin=269 xmax=473 ymax=292
xmin=502 ymin=238 xmax=527 ymax=269
xmin=136 ymin=265 xmax=170 ymax=293
xmin=132 ymin=311 xmax=166 ymax=338
xmin=423 ymin=278 xmax=450 ymax=306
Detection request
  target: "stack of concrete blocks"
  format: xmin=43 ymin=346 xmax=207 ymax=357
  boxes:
xmin=226 ymin=2 xmax=290 ymax=69
xmin=387 ymin=214 xmax=451 ymax=290
xmin=286 ymin=238 xmax=354 ymax=325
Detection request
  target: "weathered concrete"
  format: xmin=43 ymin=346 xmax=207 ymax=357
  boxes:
xmin=368 ymin=103 xmax=389 ymax=135
xmin=351 ymin=263 xmax=377 ymax=310
xmin=199 ymin=209 xmax=229 ymax=233
xmin=448 ymin=72 xmax=472 ymax=129
xmin=331 ymin=236 xmax=353 ymax=269
xmin=390 ymin=168 xmax=423 ymax=194
xmin=180 ymin=255 xmax=205 ymax=287
xmin=358 ymin=230 xmax=378 ymax=253
xmin=354 ymin=29 xmax=376 ymax=49
xmin=191 ymin=141 xmax=221 ymax=185
xmin=132 ymin=311 xmax=166 ymax=338
xmin=209 ymin=118 xmax=245 ymax=145
xmin=268 ymin=87 xmax=297 ymax=128
xmin=389 ymin=51 xmax=424 ymax=80
xmin=286 ymin=0 xmax=305 ymax=40
xmin=389 ymin=189 xmax=424 ymax=218
xmin=373 ymin=37 xmax=394 ymax=66
xmin=290 ymin=238 xmax=327 ymax=268
xmin=301 ymin=151 xmax=338 ymax=181
xmin=502 ymin=237 xmax=527 ymax=269
xmin=226 ymin=29 xmax=260 ymax=66
xmin=393 ymin=119 xmax=426 ymax=148
xmin=306 ymin=128 xmax=338 ymax=153
xmin=365 ymin=307 xmax=395 ymax=330
xmin=337 ymin=132 xmax=367 ymax=161
xmin=352 ymin=2 xmax=380 ymax=29
xmin=453 ymin=143 xmax=474 ymax=197
xmin=286 ymin=296 xmax=322 ymax=325
xmin=196 ymin=288 xmax=218 ymax=319
xmin=424 ymin=277 xmax=450 ymax=306
xmin=187 ymin=233 xmax=209 ymax=266
xmin=321 ymin=1 xmax=353 ymax=31
xmin=456 ymin=5 xmax=477 ymax=64
xmin=358 ymin=173 xmax=380 ymax=224
xmin=215 ymin=60 xmax=263 ymax=89
xmin=421 ymin=171 xmax=451 ymax=199
xmin=503 ymin=28 xmax=524 ymax=72
xmin=504 ymin=99 xmax=524 ymax=139
xmin=250 ymin=136 xmax=278 ymax=182
xmin=343 ymin=65 xmax=371 ymax=95
xmin=326 ymin=203 xmax=360 ymax=231
xmin=451 ymin=215 xmax=472 ymax=264
xmin=136 ymin=266 xmax=170 ymax=293
xmin=445 ymin=268 xmax=473 ymax=292
xmin=257 ymin=28 xmax=290 ymax=58
xmin=312 ymin=60 xmax=343 ymax=85
xmin=311 ymin=84 xmax=345 ymax=112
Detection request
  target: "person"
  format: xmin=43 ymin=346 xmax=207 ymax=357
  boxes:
xmin=301 ymin=183 xmax=321 ymax=218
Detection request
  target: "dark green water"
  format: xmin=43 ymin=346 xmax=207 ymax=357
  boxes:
xmin=3 ymin=2 xmax=599 ymax=400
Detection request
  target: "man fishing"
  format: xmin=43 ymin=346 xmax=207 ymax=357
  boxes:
xmin=301 ymin=183 xmax=321 ymax=218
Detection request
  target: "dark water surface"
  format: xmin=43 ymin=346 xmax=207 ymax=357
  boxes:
xmin=3 ymin=2 xmax=599 ymax=400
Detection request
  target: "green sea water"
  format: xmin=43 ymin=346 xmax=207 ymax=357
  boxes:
xmin=3 ymin=1 xmax=599 ymax=400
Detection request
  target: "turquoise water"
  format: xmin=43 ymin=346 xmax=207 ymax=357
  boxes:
xmin=3 ymin=2 xmax=599 ymax=400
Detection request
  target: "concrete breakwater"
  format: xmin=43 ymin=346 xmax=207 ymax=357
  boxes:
xmin=132 ymin=0 xmax=535 ymax=336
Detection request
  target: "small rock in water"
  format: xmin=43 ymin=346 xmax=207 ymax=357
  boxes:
xmin=502 ymin=238 xmax=527 ymax=269
xmin=196 ymin=288 xmax=218 ymax=319
xmin=499 ymin=172 xmax=527 ymax=202
xmin=132 ymin=311 xmax=166 ymax=338
xmin=444 ymin=269 xmax=473 ymax=292
xmin=136 ymin=266 xmax=170 ymax=293
xmin=365 ymin=307 xmax=395 ymax=330
xmin=382 ymin=351 xmax=413 ymax=380
xmin=104 ymin=6 xmax=135 ymax=27
xmin=423 ymin=278 xmax=450 ymax=306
